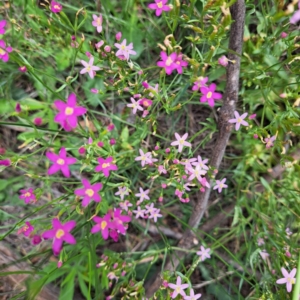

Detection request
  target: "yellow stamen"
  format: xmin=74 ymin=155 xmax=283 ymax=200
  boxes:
xmin=57 ymin=158 xmax=65 ymax=165
xmin=102 ymin=163 xmax=110 ymax=168
xmin=65 ymin=107 xmax=74 ymax=115
xmin=165 ymin=57 xmax=173 ymax=66
xmin=24 ymin=192 xmax=31 ymax=197
xmin=101 ymin=221 xmax=107 ymax=229
xmin=85 ymin=189 xmax=94 ymax=197
xmin=56 ymin=229 xmax=65 ymax=238
xmin=157 ymin=1 xmax=163 ymax=8
xmin=0 ymin=48 xmax=5 ymax=55
xmin=207 ymin=92 xmax=212 ymax=98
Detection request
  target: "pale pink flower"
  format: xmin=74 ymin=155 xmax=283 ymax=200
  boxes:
xmin=92 ymin=14 xmax=103 ymax=33
xmin=168 ymin=276 xmax=189 ymax=299
xmin=265 ymin=135 xmax=276 ymax=148
xmin=170 ymin=132 xmax=191 ymax=153
xmin=135 ymin=187 xmax=150 ymax=203
xmin=290 ymin=1 xmax=300 ymax=24
xmin=115 ymin=186 xmax=129 ymax=201
xmin=114 ymin=39 xmax=136 ymax=60
xmin=135 ymin=149 xmax=152 ymax=167
xmin=228 ymin=111 xmax=249 ymax=131
xmin=197 ymin=245 xmax=211 ymax=261
xmin=127 ymin=97 xmax=144 ymax=114
xmin=276 ymin=267 xmax=297 ymax=293
xmin=80 ymin=57 xmax=100 ymax=79
xmin=133 ymin=206 xmax=146 ymax=219
xmin=213 ymin=178 xmax=228 ymax=193
xmin=192 ymin=77 xmax=208 ymax=91
xmin=259 ymin=250 xmax=270 ymax=260
xmin=184 ymin=289 xmax=202 ymax=300
xmin=218 ymin=55 xmax=228 ymax=67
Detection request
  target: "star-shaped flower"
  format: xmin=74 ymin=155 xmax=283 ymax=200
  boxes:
xmin=74 ymin=179 xmax=102 ymax=207
xmin=135 ymin=187 xmax=150 ymax=203
xmin=213 ymin=178 xmax=228 ymax=193
xmin=114 ymin=39 xmax=136 ymax=60
xmin=168 ymin=276 xmax=189 ymax=299
xmin=170 ymin=132 xmax=191 ymax=153
xmin=80 ymin=57 xmax=101 ymax=79
xmin=127 ymin=97 xmax=144 ymax=115
xmin=276 ymin=267 xmax=297 ymax=293
xmin=228 ymin=111 xmax=249 ymax=131
xmin=196 ymin=245 xmax=211 ymax=261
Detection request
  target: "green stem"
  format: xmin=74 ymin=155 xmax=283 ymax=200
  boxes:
xmin=292 ymin=254 xmax=300 ymax=300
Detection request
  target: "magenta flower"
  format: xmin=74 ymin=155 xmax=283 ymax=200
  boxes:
xmin=168 ymin=276 xmax=189 ymax=298
xmin=138 ymin=98 xmax=153 ymax=107
xmin=19 ymin=66 xmax=27 ymax=72
xmin=228 ymin=111 xmax=249 ymax=131
xmin=50 ymin=1 xmax=62 ymax=13
xmin=174 ymin=54 xmax=188 ymax=74
xmin=92 ymin=14 xmax=103 ymax=33
xmin=17 ymin=221 xmax=34 ymax=237
xmin=148 ymin=0 xmax=171 ymax=17
xmin=170 ymin=132 xmax=191 ymax=153
xmin=290 ymin=1 xmax=300 ymax=24
xmin=114 ymin=39 xmax=136 ymax=60
xmin=200 ymin=83 xmax=222 ymax=107
xmin=42 ymin=218 xmax=76 ymax=256
xmin=19 ymin=188 xmax=36 ymax=204
xmin=197 ymin=245 xmax=211 ymax=261
xmin=127 ymin=97 xmax=144 ymax=114
xmin=110 ymin=208 xmax=131 ymax=235
xmin=0 ymin=159 xmax=11 ymax=166
xmin=135 ymin=149 xmax=152 ymax=167
xmin=276 ymin=267 xmax=297 ymax=293
xmin=184 ymin=289 xmax=202 ymax=300
xmin=80 ymin=57 xmax=101 ymax=79
xmin=192 ymin=77 xmax=208 ymax=91
xmin=74 ymin=179 xmax=102 ymax=207
xmin=213 ymin=178 xmax=228 ymax=193
xmin=91 ymin=214 xmax=111 ymax=240
xmin=46 ymin=147 xmax=76 ymax=177
xmin=31 ymin=235 xmax=42 ymax=245
xmin=265 ymin=135 xmax=276 ymax=148
xmin=54 ymin=93 xmax=87 ymax=131
xmin=0 ymin=20 xmax=7 ymax=35
xmin=0 ymin=40 xmax=12 ymax=62
xmin=157 ymin=51 xmax=177 ymax=75
xmin=95 ymin=156 xmax=118 ymax=177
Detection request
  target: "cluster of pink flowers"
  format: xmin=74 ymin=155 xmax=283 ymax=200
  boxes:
xmin=133 ymin=202 xmax=162 ymax=222
xmin=168 ymin=276 xmax=202 ymax=299
xmin=0 ymin=20 xmax=12 ymax=63
xmin=91 ymin=208 xmax=131 ymax=242
xmin=18 ymin=221 xmax=42 ymax=245
xmin=157 ymin=51 xmax=188 ymax=75
xmin=115 ymin=39 xmax=136 ymax=60
xmin=192 ymin=77 xmax=222 ymax=107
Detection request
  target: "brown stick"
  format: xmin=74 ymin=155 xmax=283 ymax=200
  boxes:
xmin=145 ymin=1 xmax=246 ymax=297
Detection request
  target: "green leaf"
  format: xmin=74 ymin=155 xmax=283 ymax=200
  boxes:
xmin=121 ymin=126 xmax=129 ymax=143
xmin=59 ymin=269 xmax=76 ymax=300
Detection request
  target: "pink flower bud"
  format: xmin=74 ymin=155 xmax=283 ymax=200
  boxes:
xmin=110 ymin=138 xmax=116 ymax=145
xmin=218 ymin=55 xmax=228 ymax=67
xmin=213 ymin=169 xmax=218 ymax=174
xmin=71 ymin=35 xmax=76 ymax=41
xmin=0 ymin=148 xmax=6 ymax=155
xmin=158 ymin=196 xmax=163 ymax=202
xmin=86 ymin=51 xmax=92 ymax=58
xmin=78 ymin=147 xmax=86 ymax=155
xmin=165 ymin=148 xmax=170 ymax=153
xmin=253 ymin=134 xmax=258 ymax=139
xmin=104 ymin=45 xmax=111 ymax=52
xmin=280 ymin=93 xmax=287 ymax=98
xmin=182 ymin=175 xmax=187 ymax=180
xmin=88 ymin=137 xmax=93 ymax=144
xmin=95 ymin=40 xmax=104 ymax=49
xmin=142 ymin=110 xmax=149 ymax=118
xmin=154 ymin=145 xmax=159 ymax=150
xmin=161 ymin=183 xmax=167 ymax=189
xmin=19 ymin=66 xmax=27 ymax=72
xmin=31 ymin=235 xmax=42 ymax=245
xmin=173 ymin=159 xmax=179 ymax=164
xmin=91 ymin=88 xmax=98 ymax=94
xmin=138 ymin=70 xmax=143 ymax=75
xmin=97 ymin=141 xmax=104 ymax=147
xmin=281 ymin=32 xmax=287 ymax=38
xmin=113 ymin=263 xmax=118 ymax=269
xmin=200 ymin=187 xmax=205 ymax=192
xmin=57 ymin=261 xmax=63 ymax=268
xmin=121 ymin=271 xmax=126 ymax=276
xmin=115 ymin=32 xmax=122 ymax=41
xmin=133 ymin=94 xmax=142 ymax=98
xmin=142 ymin=81 xmax=149 ymax=88
xmin=107 ymin=123 xmax=115 ymax=131
xmin=0 ymin=159 xmax=11 ymax=166
xmin=34 ymin=117 xmax=43 ymax=126
xmin=15 ymin=103 xmax=21 ymax=113
xmin=285 ymin=251 xmax=291 ymax=258
xmin=249 ymin=114 xmax=256 ymax=120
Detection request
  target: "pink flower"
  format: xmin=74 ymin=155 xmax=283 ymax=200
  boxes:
xmin=168 ymin=276 xmax=189 ymax=298
xmin=104 ymin=45 xmax=111 ymax=52
xmin=265 ymin=135 xmax=276 ymax=148
xmin=174 ymin=54 xmax=188 ymax=74
xmin=135 ymin=187 xmax=150 ymax=203
xmin=91 ymin=88 xmax=99 ymax=94
xmin=148 ymin=0 xmax=171 ymax=17
xmin=148 ymin=208 xmax=162 ymax=222
xmin=54 ymin=93 xmax=87 ymax=131
xmin=187 ymin=165 xmax=206 ymax=182
xmin=114 ymin=39 xmax=136 ymax=60
xmin=276 ymin=267 xmax=297 ymax=293
xmin=74 ymin=179 xmax=102 ymax=207
xmin=95 ymin=40 xmax=104 ymax=49
xmin=191 ymin=155 xmax=209 ymax=170
xmin=42 ymin=218 xmax=76 ymax=255
xmin=228 ymin=111 xmax=249 ymax=131
xmin=133 ymin=206 xmax=146 ymax=219
xmin=170 ymin=132 xmax=191 ymax=153
xmin=119 ymin=200 xmax=133 ymax=212
xmin=158 ymin=165 xmax=167 ymax=174
xmin=218 ymin=55 xmax=228 ymax=67
xmin=115 ymin=186 xmax=129 ymax=201
xmin=249 ymin=113 xmax=256 ymax=119
xmin=0 ymin=20 xmax=7 ymax=35
xmin=19 ymin=66 xmax=27 ymax=72
xmin=18 ymin=221 xmax=34 ymax=237
xmin=95 ymin=156 xmax=118 ymax=177
xmin=31 ymin=235 xmax=42 ymax=245
xmin=135 ymin=149 xmax=152 ymax=167
xmin=0 ymin=40 xmax=12 ymax=62
xmin=192 ymin=77 xmax=208 ymax=91
xmin=127 ymin=97 xmax=144 ymax=114
xmin=46 ymin=147 xmax=77 ymax=177
xmin=290 ymin=2 xmax=300 ymax=24
xmin=0 ymin=159 xmax=11 ymax=166
xmin=15 ymin=103 xmax=21 ymax=113
xmin=91 ymin=214 xmax=111 ymax=240
xmin=213 ymin=178 xmax=228 ymax=193
xmin=107 ymin=123 xmax=115 ymax=131
xmin=281 ymin=32 xmax=288 ymax=38
xmin=92 ymin=14 xmax=103 ymax=33
xmin=19 ymin=188 xmax=36 ymax=204
xmin=80 ymin=57 xmax=101 ymax=79
xmin=257 ymin=237 xmax=265 ymax=246
xmin=50 ymin=1 xmax=62 ymax=13
xmin=138 ymin=98 xmax=153 ymax=107
xmin=184 ymin=289 xmax=202 ymax=300
xmin=197 ymin=245 xmax=211 ymax=261
xmin=259 ymin=250 xmax=270 ymax=260
xmin=116 ymin=32 xmax=122 ymax=41
xmin=157 ymin=51 xmax=177 ymax=75
xmin=200 ymin=83 xmax=222 ymax=107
